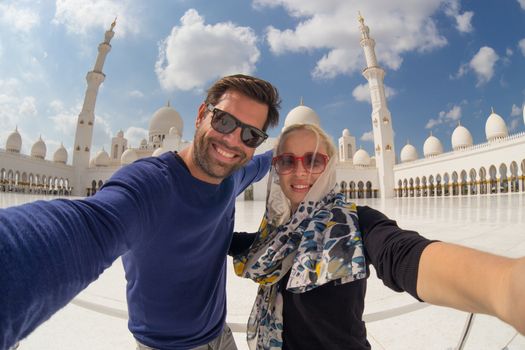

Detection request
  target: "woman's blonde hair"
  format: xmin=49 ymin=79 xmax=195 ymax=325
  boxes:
xmin=276 ymin=123 xmax=337 ymax=158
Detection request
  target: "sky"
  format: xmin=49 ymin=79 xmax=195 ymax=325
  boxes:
xmin=1 ymin=0 xmax=524 ymax=163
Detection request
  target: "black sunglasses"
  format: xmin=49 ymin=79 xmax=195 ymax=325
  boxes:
xmin=206 ymin=103 xmax=268 ymax=148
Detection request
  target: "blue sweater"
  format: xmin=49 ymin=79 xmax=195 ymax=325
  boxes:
xmin=0 ymin=151 xmax=272 ymax=350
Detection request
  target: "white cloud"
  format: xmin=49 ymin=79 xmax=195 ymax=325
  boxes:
xmin=53 ymin=0 xmax=139 ymax=36
xmin=155 ymin=9 xmax=260 ymax=91
xmin=0 ymin=3 xmax=40 ymax=32
xmin=352 ymin=83 xmax=396 ymax=103
xmin=129 ymin=90 xmax=145 ymax=98
xmin=511 ymin=104 xmax=522 ymax=117
xmin=0 ymin=78 xmax=31 ymax=128
xmin=49 ymin=99 xmax=65 ymax=113
xmin=455 ymin=47 xmax=499 ymax=85
xmin=519 ymin=38 xmax=525 ymax=57
xmin=425 ymin=105 xmax=462 ymax=129
xmin=18 ymin=96 xmax=38 ymax=116
xmin=510 ymin=118 xmax=521 ymax=131
xmin=506 ymin=48 xmax=514 ymax=57
xmin=255 ymin=0 xmax=449 ymax=79
xmin=519 ymin=0 xmax=525 ymax=10
xmin=469 ymin=46 xmax=499 ymax=86
xmin=360 ymin=130 xmax=374 ymax=142
xmin=443 ymin=0 xmax=473 ymax=33
xmin=124 ymin=126 xmax=148 ymax=148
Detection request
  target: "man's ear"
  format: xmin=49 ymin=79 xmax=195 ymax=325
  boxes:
xmin=195 ymin=103 xmax=207 ymax=128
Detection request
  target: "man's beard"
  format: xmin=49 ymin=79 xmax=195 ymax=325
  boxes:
xmin=192 ymin=129 xmax=249 ymax=180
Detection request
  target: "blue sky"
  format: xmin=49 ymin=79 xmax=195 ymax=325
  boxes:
xmin=1 ymin=0 xmax=524 ymax=162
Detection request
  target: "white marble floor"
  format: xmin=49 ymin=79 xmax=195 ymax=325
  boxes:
xmin=2 ymin=193 xmax=525 ymax=349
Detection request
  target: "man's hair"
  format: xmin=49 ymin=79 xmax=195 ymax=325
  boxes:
xmin=205 ymin=74 xmax=281 ymax=131
xmin=277 ymin=123 xmax=337 ymax=158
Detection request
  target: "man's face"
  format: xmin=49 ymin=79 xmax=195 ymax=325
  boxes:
xmin=192 ymin=90 xmax=268 ymax=182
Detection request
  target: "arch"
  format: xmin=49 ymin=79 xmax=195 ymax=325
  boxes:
xmin=443 ymin=173 xmax=450 ymax=196
xmin=349 ymin=181 xmax=356 ymax=199
xmin=509 ymin=161 xmax=519 ymax=192
xmin=403 ymin=179 xmax=408 ymax=197
xmin=460 ymin=170 xmax=468 ymax=195
xmin=244 ymin=184 xmax=254 ymax=201
xmin=409 ymin=178 xmax=414 ymax=197
xmin=397 ymin=179 xmax=403 ymax=197
xmin=451 ymin=171 xmax=459 ymax=196
xmin=91 ymin=180 xmax=97 ymax=196
xmin=428 ymin=175 xmax=435 ymax=197
xmin=499 ymin=163 xmax=508 ymax=193
xmin=521 ymin=159 xmax=525 ymax=192
xmin=479 ymin=167 xmax=487 ymax=194
xmin=98 ymin=180 xmax=104 ymax=189
xmin=421 ymin=176 xmax=428 ymax=197
xmin=415 ymin=177 xmax=421 ymax=197
xmin=357 ymin=181 xmax=364 ymax=199
xmin=435 ymin=174 xmax=442 ymax=196
xmin=365 ymin=181 xmax=372 ymax=198
xmin=469 ymin=168 xmax=477 ymax=195
xmin=340 ymin=181 xmax=348 ymax=201
xmin=489 ymin=165 xmax=497 ymax=194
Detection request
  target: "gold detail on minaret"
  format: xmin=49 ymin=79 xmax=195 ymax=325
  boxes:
xmin=385 ymin=144 xmax=392 ymax=151
xmin=383 ymin=116 xmax=389 ymax=124
xmin=300 ymin=96 xmax=304 ymax=106
xmin=111 ymin=17 xmax=117 ymax=30
xmin=358 ymin=11 xmax=364 ymax=24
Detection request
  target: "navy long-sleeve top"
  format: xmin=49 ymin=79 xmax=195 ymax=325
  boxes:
xmin=0 ymin=151 xmax=272 ymax=350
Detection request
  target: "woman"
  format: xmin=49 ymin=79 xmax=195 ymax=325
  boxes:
xmin=231 ymin=123 xmax=525 ymax=350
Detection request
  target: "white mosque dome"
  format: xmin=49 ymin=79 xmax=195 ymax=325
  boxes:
xmin=149 ymin=104 xmax=183 ymax=137
xmin=152 ymin=147 xmax=168 ymax=157
xmin=30 ymin=136 xmax=47 ymax=159
xmin=353 ymin=148 xmax=371 ymax=167
xmin=451 ymin=124 xmax=473 ymax=150
xmin=53 ymin=143 xmax=68 ymax=163
xmin=169 ymin=127 xmax=178 ymax=135
xmin=342 ymin=128 xmax=351 ymax=137
xmin=283 ymin=104 xmax=321 ymax=129
xmin=94 ymin=148 xmax=110 ymax=167
xmin=423 ymin=134 xmax=444 ymax=158
xmin=6 ymin=127 xmax=22 ymax=153
xmin=485 ymin=109 xmax=508 ymax=141
xmin=120 ymin=148 xmax=138 ymax=165
xmin=400 ymin=143 xmax=418 ymax=163
xmin=140 ymin=138 xmax=148 ymax=146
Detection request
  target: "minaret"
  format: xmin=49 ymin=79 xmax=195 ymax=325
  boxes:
xmin=358 ymin=13 xmax=395 ymax=198
xmin=72 ymin=19 xmax=116 ymax=196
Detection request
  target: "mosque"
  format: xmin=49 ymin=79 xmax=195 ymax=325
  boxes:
xmin=1 ymin=17 xmax=524 ymax=200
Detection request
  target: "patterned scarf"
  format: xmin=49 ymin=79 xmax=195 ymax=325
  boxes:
xmin=233 ymin=188 xmax=367 ymax=350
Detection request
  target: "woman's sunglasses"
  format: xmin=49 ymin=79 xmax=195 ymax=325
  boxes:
xmin=206 ymin=103 xmax=268 ymax=148
xmin=272 ymin=152 xmax=329 ymax=175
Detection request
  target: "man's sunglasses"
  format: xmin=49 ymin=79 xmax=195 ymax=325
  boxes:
xmin=272 ymin=152 xmax=329 ymax=175
xmin=206 ymin=103 xmax=268 ymax=148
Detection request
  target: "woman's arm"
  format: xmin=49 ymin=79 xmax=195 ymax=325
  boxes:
xmin=417 ymin=243 xmax=525 ymax=335
xmin=228 ymin=232 xmax=257 ymax=256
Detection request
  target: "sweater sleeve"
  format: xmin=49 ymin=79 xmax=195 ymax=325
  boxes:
xmin=233 ymin=150 xmax=272 ymax=195
xmin=0 ymin=156 xmax=174 ymax=350
xmin=357 ymin=205 xmax=437 ymax=300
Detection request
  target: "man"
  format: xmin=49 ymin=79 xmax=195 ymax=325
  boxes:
xmin=0 ymin=74 xmax=281 ymax=350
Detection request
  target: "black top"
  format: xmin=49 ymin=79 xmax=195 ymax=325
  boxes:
xmin=229 ymin=206 xmax=435 ymax=350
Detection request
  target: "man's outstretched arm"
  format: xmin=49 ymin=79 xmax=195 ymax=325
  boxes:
xmin=417 ymin=242 xmax=525 ymax=335
xmin=0 ymin=156 xmax=173 ymax=350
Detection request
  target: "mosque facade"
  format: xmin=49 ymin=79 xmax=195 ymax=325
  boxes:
xmin=1 ymin=19 xmax=524 ymax=200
